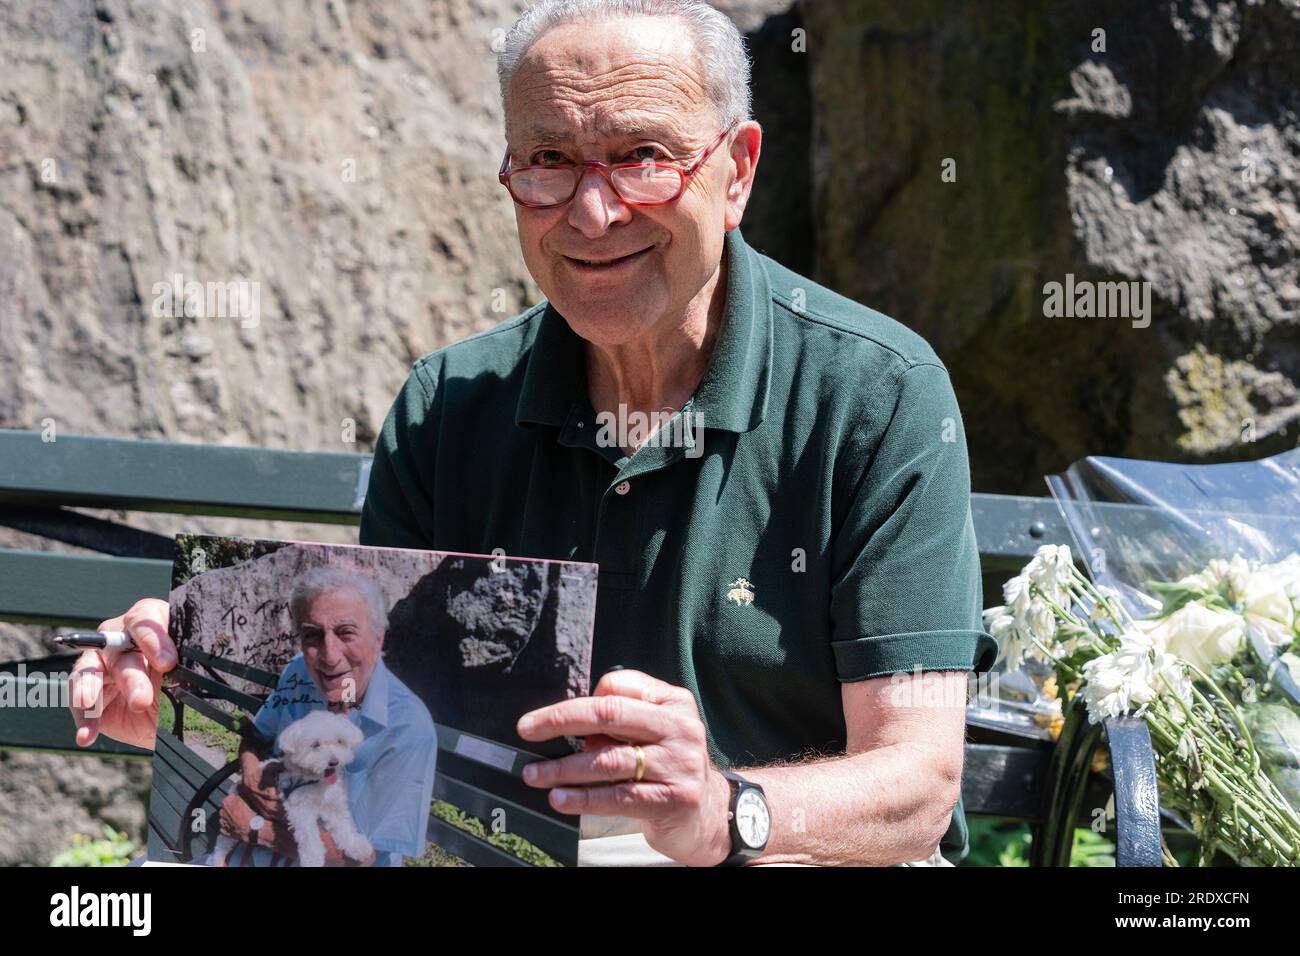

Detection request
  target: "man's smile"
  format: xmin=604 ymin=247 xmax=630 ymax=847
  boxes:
xmin=563 ymin=245 xmax=654 ymax=272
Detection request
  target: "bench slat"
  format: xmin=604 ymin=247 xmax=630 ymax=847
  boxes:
xmin=169 ymin=667 xmax=266 ymax=716
xmin=151 ymin=733 xmax=234 ymax=859
xmin=961 ymin=743 xmax=1050 ymax=820
xmin=426 ymin=817 xmax=533 ymax=867
xmin=182 ymin=646 xmax=281 ymax=689
xmin=154 ymin=730 xmax=230 ymax=790
xmin=171 ymin=690 xmax=251 ymax=735
xmin=0 ymin=657 xmax=150 ymax=757
xmin=148 ymin=822 xmax=182 ymax=864
xmin=148 ymin=773 xmax=192 ymax=848
xmin=970 ymin=494 xmax=1075 ymax=569
xmin=0 ymin=429 xmax=370 ymax=523
xmin=0 ymin=549 xmax=171 ymax=627
xmin=434 ymin=773 xmax=576 ymax=865
xmin=149 ymin=737 xmax=200 ymax=850
xmin=149 ymin=769 xmax=202 ymax=836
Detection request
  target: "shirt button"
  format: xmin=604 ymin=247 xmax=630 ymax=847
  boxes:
xmin=615 ymin=480 xmax=631 ymax=496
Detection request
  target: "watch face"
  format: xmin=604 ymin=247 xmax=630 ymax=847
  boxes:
xmin=734 ymin=789 xmax=770 ymax=849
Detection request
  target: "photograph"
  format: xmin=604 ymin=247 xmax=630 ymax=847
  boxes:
xmin=146 ymin=535 xmax=596 ymax=866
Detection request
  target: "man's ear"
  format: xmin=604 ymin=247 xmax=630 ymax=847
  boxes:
xmin=723 ymin=120 xmax=762 ymax=232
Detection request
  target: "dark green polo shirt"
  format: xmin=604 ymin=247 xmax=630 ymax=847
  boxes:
xmin=360 ymin=225 xmax=997 ymax=859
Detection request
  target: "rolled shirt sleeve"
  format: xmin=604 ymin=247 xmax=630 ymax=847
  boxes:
xmin=829 ymin=361 xmax=998 ymax=681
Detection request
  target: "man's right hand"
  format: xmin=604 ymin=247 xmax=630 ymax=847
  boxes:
xmin=238 ymin=760 xmax=286 ymax=823
xmin=67 ymin=598 xmax=177 ymax=750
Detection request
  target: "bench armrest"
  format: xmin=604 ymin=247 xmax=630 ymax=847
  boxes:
xmin=1103 ymin=716 xmax=1162 ymax=867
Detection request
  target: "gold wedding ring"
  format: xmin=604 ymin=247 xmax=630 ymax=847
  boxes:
xmin=633 ymin=745 xmax=646 ymax=782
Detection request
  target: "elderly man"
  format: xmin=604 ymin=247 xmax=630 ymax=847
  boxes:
xmin=71 ymin=0 xmax=995 ymax=867
xmin=213 ymin=566 xmax=437 ymax=867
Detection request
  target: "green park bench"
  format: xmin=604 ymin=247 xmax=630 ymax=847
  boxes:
xmin=0 ymin=427 xmax=1171 ymax=866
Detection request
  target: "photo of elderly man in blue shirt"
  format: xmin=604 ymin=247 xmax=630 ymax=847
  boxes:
xmin=215 ymin=566 xmax=438 ymax=867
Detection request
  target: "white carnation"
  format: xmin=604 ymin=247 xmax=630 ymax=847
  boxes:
xmin=1002 ymin=574 xmax=1031 ymax=619
xmin=984 ymin=607 xmax=1032 ymax=671
xmin=1027 ymin=544 xmax=1074 ymax=599
xmin=1080 ymin=628 xmax=1190 ymax=724
xmin=1026 ymin=596 xmax=1057 ymax=643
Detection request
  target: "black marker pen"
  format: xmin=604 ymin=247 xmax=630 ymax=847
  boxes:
xmin=52 ymin=630 xmax=138 ymax=651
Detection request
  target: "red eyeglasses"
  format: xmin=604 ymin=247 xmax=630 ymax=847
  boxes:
xmin=498 ymin=122 xmax=738 ymax=209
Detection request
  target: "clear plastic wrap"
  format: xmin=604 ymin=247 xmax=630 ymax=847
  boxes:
xmin=1045 ymin=446 xmax=1300 ymax=619
xmin=1048 ymin=447 xmax=1300 ymax=708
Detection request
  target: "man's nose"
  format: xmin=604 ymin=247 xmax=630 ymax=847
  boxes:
xmin=567 ymin=168 xmax=632 ymax=237
xmin=321 ymin=631 xmax=345 ymax=662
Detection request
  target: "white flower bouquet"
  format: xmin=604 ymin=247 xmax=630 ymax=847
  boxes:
xmin=984 ymin=446 xmax=1300 ymax=865
xmin=985 ymin=545 xmax=1300 ymax=865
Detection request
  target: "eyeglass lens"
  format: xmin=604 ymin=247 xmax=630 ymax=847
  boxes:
xmin=510 ymin=164 xmax=682 ymax=205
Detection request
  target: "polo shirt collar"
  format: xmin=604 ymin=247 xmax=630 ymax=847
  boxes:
xmin=691 ymin=226 xmax=773 ymax=433
xmin=514 ymin=225 xmax=772 ymax=435
xmin=515 ymin=299 xmax=587 ymax=429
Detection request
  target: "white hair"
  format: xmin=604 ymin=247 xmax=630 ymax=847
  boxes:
xmin=289 ymin=566 xmax=389 ymax=639
xmin=496 ymin=0 xmax=752 ymax=133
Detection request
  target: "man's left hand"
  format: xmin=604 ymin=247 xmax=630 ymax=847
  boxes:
xmin=517 ymin=669 xmax=733 ymax=867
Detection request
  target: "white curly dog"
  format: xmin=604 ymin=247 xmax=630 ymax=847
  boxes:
xmin=212 ymin=710 xmax=375 ymax=867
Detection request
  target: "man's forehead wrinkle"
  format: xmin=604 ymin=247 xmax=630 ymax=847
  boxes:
xmin=513 ymin=58 xmax=708 ymax=114
xmin=518 ymin=117 xmax=682 ymax=146
xmin=509 ymin=77 xmax=711 ymax=147
xmin=515 ymin=96 xmax=703 ymax=140
xmin=508 ymin=112 xmax=710 ymax=162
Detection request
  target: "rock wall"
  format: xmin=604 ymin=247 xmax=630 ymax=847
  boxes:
xmin=0 ymin=0 xmax=544 ymax=450
xmin=802 ymin=0 xmax=1300 ymax=490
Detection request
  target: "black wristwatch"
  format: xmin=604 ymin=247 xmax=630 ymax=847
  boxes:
xmin=718 ymin=770 xmax=770 ymax=866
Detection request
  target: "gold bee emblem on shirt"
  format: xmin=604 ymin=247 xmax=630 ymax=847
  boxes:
xmin=725 ymin=578 xmax=755 ymax=606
